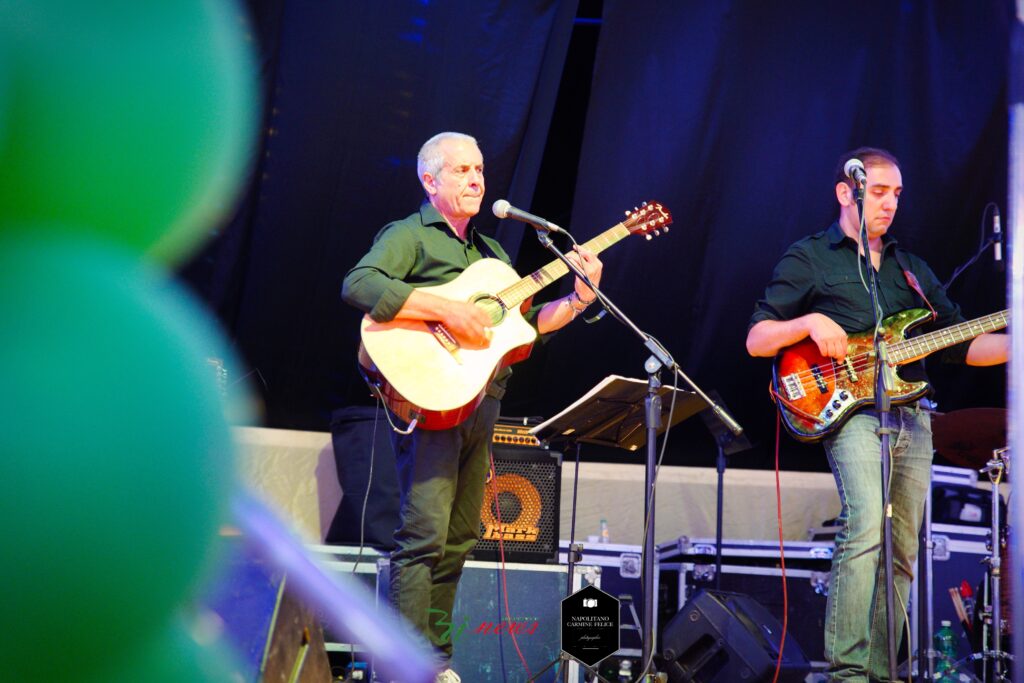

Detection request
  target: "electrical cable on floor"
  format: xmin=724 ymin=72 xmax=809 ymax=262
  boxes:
xmin=489 ymin=450 xmax=535 ymax=681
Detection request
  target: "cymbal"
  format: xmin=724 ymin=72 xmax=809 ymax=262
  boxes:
xmin=931 ymin=408 xmax=1007 ymax=469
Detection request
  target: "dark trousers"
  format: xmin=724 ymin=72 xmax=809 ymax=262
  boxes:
xmin=388 ymin=395 xmax=500 ymax=664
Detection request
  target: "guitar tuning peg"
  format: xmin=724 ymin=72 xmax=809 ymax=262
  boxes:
xmin=645 ymin=234 xmax=652 ymax=241
xmin=664 ymin=226 xmax=670 ymax=233
xmin=624 ymin=210 xmax=630 ymax=217
xmin=653 ymin=230 xmax=660 ymax=236
xmin=642 ymin=201 xmax=648 ymax=206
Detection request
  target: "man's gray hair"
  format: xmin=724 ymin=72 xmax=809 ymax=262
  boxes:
xmin=417 ymin=131 xmax=478 ymax=181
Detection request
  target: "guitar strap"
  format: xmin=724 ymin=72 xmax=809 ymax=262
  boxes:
xmin=893 ymin=248 xmax=937 ymax=320
xmin=472 ymin=228 xmax=503 ymax=262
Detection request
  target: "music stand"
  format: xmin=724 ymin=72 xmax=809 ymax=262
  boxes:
xmin=698 ymin=392 xmax=753 ymax=590
xmin=531 ymin=375 xmax=708 ymax=450
xmin=529 ymin=375 xmax=708 ymax=679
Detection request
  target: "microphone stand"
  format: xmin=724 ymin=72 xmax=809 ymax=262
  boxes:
xmin=855 ymin=187 xmax=900 ymax=681
xmin=532 ymin=227 xmax=742 ymax=681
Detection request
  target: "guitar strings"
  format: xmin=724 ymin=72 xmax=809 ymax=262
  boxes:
xmin=494 ymin=226 xmax=627 ymax=306
xmin=784 ymin=323 xmax=1004 ymax=391
xmin=781 ymin=312 xmax=1009 ymax=394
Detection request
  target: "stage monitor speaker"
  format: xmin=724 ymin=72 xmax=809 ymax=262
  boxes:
xmin=660 ymin=589 xmax=810 ymax=683
xmin=470 ymin=445 xmax=561 ymax=564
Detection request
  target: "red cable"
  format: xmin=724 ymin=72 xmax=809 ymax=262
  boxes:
xmin=772 ymin=409 xmax=789 ymax=683
xmin=488 ymin=452 xmax=534 ymax=680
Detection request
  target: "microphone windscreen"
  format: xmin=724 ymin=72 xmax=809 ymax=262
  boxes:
xmin=843 ymin=158 xmax=865 ymax=178
xmin=492 ymin=199 xmax=511 ymax=219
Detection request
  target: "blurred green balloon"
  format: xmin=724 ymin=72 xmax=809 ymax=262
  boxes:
xmin=88 ymin=613 xmax=243 ymax=683
xmin=0 ymin=0 xmax=257 ymax=264
xmin=0 ymin=42 xmax=8 ymax=144
xmin=0 ymin=234 xmax=248 ymax=680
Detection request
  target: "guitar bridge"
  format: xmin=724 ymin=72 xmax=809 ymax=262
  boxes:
xmin=780 ymin=373 xmax=805 ymax=400
xmin=428 ymin=322 xmax=462 ymax=359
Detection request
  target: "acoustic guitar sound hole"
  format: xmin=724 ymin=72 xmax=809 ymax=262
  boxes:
xmin=472 ymin=294 xmax=506 ymax=326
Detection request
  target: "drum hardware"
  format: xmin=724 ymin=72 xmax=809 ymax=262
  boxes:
xmin=930 ymin=410 xmax=1012 ymax=681
xmin=932 ymin=408 xmax=1007 ymax=470
xmin=975 ymin=447 xmax=1012 ymax=682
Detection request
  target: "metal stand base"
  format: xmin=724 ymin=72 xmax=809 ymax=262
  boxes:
xmin=978 ymin=450 xmax=1012 ymax=682
xmin=526 ymin=652 xmax=611 ymax=683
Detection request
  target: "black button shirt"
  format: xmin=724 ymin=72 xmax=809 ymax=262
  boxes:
xmin=749 ymin=221 xmax=970 ymax=382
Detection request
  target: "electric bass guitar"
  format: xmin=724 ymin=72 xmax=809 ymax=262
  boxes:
xmin=772 ymin=307 xmax=1009 ymax=443
xmin=358 ymin=202 xmax=672 ymax=430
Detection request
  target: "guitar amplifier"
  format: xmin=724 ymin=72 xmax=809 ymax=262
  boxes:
xmin=327 ymin=410 xmax=560 ymax=562
xmin=492 ymin=420 xmax=542 ymax=447
xmin=471 ymin=445 xmax=562 ymax=564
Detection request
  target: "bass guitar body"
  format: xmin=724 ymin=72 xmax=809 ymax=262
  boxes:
xmin=773 ymin=308 xmax=932 ymax=443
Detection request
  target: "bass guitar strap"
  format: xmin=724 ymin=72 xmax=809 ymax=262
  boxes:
xmin=893 ymin=248 xmax=937 ymax=320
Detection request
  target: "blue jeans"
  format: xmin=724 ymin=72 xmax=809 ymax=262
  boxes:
xmin=822 ymin=405 xmax=933 ymax=682
xmin=388 ymin=395 xmax=500 ymax=665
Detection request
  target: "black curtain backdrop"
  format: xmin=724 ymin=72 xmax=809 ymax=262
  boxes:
xmin=521 ymin=0 xmax=1013 ymax=470
xmin=184 ymin=1 xmax=1013 ymax=472
xmin=183 ymin=0 xmax=578 ymax=426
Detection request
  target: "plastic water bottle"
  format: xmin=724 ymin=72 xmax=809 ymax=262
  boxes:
xmin=599 ymin=518 xmax=610 ymax=544
xmin=934 ymin=620 xmax=957 ymax=680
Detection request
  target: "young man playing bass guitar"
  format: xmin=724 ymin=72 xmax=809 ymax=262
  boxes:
xmin=746 ymin=147 xmax=1007 ymax=682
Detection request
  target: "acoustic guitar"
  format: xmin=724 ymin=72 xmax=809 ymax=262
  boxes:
xmin=358 ymin=202 xmax=672 ymax=430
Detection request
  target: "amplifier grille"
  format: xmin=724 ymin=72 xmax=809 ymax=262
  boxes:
xmin=472 ymin=447 xmax=561 ymax=564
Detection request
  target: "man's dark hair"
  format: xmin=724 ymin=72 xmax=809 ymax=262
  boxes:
xmin=834 ymin=146 xmax=901 ymax=188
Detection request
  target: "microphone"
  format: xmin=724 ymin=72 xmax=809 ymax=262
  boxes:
xmin=993 ymin=206 xmax=1002 ymax=264
xmin=844 ymin=158 xmax=867 ymax=187
xmin=492 ymin=199 xmax=565 ymax=233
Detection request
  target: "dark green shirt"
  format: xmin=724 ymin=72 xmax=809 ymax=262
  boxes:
xmin=342 ymin=202 xmax=543 ymax=387
xmin=749 ymin=221 xmax=970 ymax=379
xmin=342 ymin=202 xmax=514 ymax=320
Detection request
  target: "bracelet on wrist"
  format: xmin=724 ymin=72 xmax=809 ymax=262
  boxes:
xmin=568 ymin=292 xmax=589 ymax=313
xmin=573 ymin=291 xmax=595 ymax=308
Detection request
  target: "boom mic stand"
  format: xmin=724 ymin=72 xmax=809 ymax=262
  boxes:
xmin=855 ymin=184 xmax=900 ymax=681
xmin=531 ymin=226 xmax=743 ymax=681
